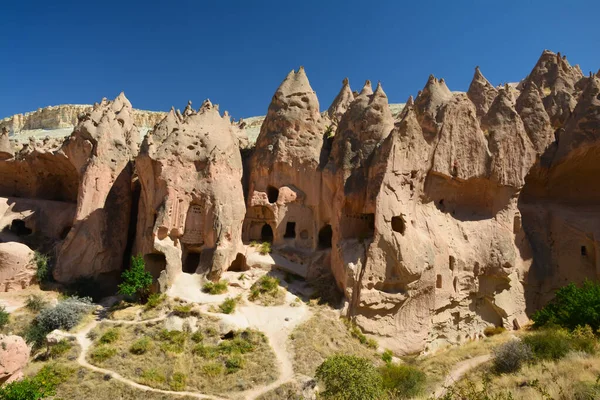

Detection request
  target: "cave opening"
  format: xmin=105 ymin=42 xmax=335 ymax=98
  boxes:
xmin=261 ymin=224 xmax=274 ymax=242
xmin=581 ymin=246 xmax=588 ymax=256
xmin=10 ymin=219 xmax=32 ymax=236
xmin=183 ymin=252 xmax=201 ymax=273
xmin=267 ymin=186 xmax=279 ymax=203
xmin=318 ymin=224 xmax=333 ymax=248
xmin=229 ymin=253 xmax=248 ymax=272
xmin=284 ymin=222 xmax=296 ymax=239
xmin=436 ymin=274 xmax=443 ymax=289
xmin=391 ymin=215 xmax=406 ymax=235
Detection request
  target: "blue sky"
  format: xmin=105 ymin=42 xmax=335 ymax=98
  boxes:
xmin=1 ymin=0 xmax=599 ymax=119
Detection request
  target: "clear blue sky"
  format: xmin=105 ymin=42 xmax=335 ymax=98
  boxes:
xmin=1 ymin=0 xmax=599 ymax=120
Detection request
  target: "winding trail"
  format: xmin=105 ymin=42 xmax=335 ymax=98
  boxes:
xmin=433 ymin=354 xmax=492 ymax=398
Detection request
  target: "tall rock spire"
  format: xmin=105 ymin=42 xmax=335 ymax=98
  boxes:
xmin=414 ymin=75 xmax=453 ymax=139
xmin=326 ymin=78 xmax=354 ymax=125
xmin=515 ymin=82 xmax=554 ymax=153
xmin=467 ymin=66 xmax=499 ymax=119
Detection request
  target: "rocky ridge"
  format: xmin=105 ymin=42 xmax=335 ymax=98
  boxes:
xmin=0 ymin=50 xmax=598 ymax=356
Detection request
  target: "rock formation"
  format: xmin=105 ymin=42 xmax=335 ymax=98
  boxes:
xmin=0 ymin=242 xmax=35 ymax=292
xmin=134 ymin=99 xmax=246 ymax=288
xmin=0 ymin=335 xmax=29 ymax=384
xmin=0 ymin=49 xmax=598 ymax=356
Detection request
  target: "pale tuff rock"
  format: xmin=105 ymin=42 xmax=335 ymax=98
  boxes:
xmin=515 ymin=82 xmax=555 ymax=154
xmin=135 ymin=99 xmax=246 ymax=287
xmin=54 ymin=93 xmax=139 ymax=282
xmin=414 ymin=75 xmax=453 ymax=139
xmin=0 ymin=242 xmax=35 ymax=292
xmin=326 ymin=78 xmax=354 ymax=125
xmin=0 ymin=335 xmax=29 ymax=384
xmin=0 ymin=128 xmax=13 ymax=160
xmin=467 ymin=67 xmax=499 ymax=119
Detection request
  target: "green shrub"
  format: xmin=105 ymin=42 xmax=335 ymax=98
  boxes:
xmin=48 ymin=339 xmax=72 ymax=359
xmin=315 ymin=355 xmax=383 ymax=400
xmin=379 ymin=363 xmax=426 ymax=399
xmin=33 ymin=251 xmax=50 ymax=283
xmin=483 ymin=326 xmax=506 ymax=337
xmin=571 ymin=325 xmax=598 ymax=354
xmin=202 ymin=362 xmax=224 ymax=377
xmin=118 ymin=254 xmax=153 ymax=301
xmin=25 ymin=295 xmax=48 ymax=312
xmin=145 ymin=293 xmax=165 ymax=309
xmin=258 ymin=242 xmax=271 ymax=255
xmin=192 ymin=344 xmax=219 ymax=358
xmin=533 ymin=280 xmax=600 ymax=331
xmin=382 ymin=349 xmax=393 ymax=364
xmin=0 ymin=305 xmax=8 ymax=330
xmin=191 ymin=331 xmax=204 ymax=343
xmin=202 ymin=280 xmax=229 ymax=294
xmin=158 ymin=329 xmax=186 ymax=353
xmin=219 ymin=297 xmax=239 ymax=314
xmin=249 ymin=275 xmax=280 ymax=301
xmin=0 ymin=363 xmax=72 ymax=400
xmin=90 ymin=345 xmax=117 ymax=362
xmin=523 ymin=329 xmax=571 ymax=361
xmin=129 ymin=336 xmax=152 ymax=354
xmin=99 ymin=328 xmax=120 ymax=344
xmin=169 ymin=372 xmax=187 ymax=391
xmin=225 ymin=355 xmax=245 ymax=373
xmin=141 ymin=369 xmax=165 ymax=384
xmin=492 ymin=340 xmax=533 ymax=373
xmin=366 ymin=338 xmax=378 ymax=349
xmin=172 ymin=304 xmax=192 ymax=317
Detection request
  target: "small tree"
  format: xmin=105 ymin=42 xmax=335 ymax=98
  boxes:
xmin=118 ymin=255 xmax=153 ymax=302
xmin=316 ymin=355 xmax=383 ymax=400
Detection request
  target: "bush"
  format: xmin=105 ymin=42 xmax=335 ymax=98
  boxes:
xmin=145 ymin=293 xmax=165 ymax=309
xmin=172 ymin=304 xmax=192 ymax=317
xmin=225 ymin=355 xmax=245 ymax=373
xmin=48 ymin=339 xmax=72 ymax=359
xmin=202 ymin=362 xmax=224 ymax=377
xmin=202 ymin=280 xmax=228 ymax=295
xmin=379 ymin=363 xmax=426 ymax=399
xmin=249 ymin=275 xmax=280 ymax=302
xmin=118 ymin=254 xmax=153 ymax=301
xmin=0 ymin=305 xmax=8 ymax=330
xmin=130 ymin=336 xmax=152 ymax=355
xmin=571 ymin=325 xmax=598 ymax=354
xmin=258 ymin=242 xmax=271 ymax=255
xmin=90 ymin=345 xmax=117 ymax=362
xmin=523 ymin=329 xmax=571 ymax=361
xmin=438 ymin=375 xmax=516 ymax=400
xmin=33 ymin=251 xmax=50 ymax=283
xmin=158 ymin=329 xmax=186 ymax=353
xmin=25 ymin=294 xmax=48 ymax=312
xmin=483 ymin=326 xmax=506 ymax=337
xmin=169 ymin=372 xmax=187 ymax=391
xmin=382 ymin=349 xmax=393 ymax=364
xmin=219 ymin=297 xmax=239 ymax=314
xmin=0 ymin=363 xmax=72 ymax=400
xmin=141 ymin=369 xmax=165 ymax=384
xmin=191 ymin=331 xmax=204 ymax=343
xmin=99 ymin=328 xmax=120 ymax=344
xmin=492 ymin=340 xmax=533 ymax=373
xmin=315 ymin=355 xmax=383 ymax=400
xmin=533 ymin=280 xmax=600 ymax=331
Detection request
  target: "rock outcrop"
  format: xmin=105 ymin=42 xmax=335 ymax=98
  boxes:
xmin=0 ymin=242 xmax=35 ymax=292
xmin=1 ymin=49 xmax=599 ymax=357
xmin=134 ymin=100 xmax=246 ymax=289
xmin=0 ymin=335 xmax=29 ymax=384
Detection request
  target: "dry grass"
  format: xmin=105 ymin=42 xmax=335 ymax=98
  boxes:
xmin=459 ymin=351 xmax=600 ymax=399
xmin=289 ymin=308 xmax=379 ymax=376
xmin=0 ymin=309 xmax=36 ymax=336
xmin=407 ymin=330 xmax=516 ymax=394
xmin=86 ymin=316 xmax=278 ymax=395
xmin=256 ymin=381 xmax=304 ymax=400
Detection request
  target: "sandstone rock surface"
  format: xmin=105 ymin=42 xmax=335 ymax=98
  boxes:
xmin=0 ymin=335 xmax=30 ymax=384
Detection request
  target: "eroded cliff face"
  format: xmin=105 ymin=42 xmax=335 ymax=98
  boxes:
xmin=134 ymin=100 xmax=246 ymax=289
xmin=0 ymin=50 xmax=598 ymax=358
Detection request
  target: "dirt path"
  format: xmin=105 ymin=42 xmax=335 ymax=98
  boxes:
xmin=57 ymin=314 xmax=227 ymax=400
xmin=433 ymin=354 xmax=492 ymax=398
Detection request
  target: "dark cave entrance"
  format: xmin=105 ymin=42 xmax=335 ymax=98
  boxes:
xmin=183 ymin=252 xmax=201 ymax=273
xmin=10 ymin=219 xmax=32 ymax=236
xmin=261 ymin=224 xmax=274 ymax=242
xmin=267 ymin=186 xmax=279 ymax=203
xmin=229 ymin=253 xmax=248 ymax=272
xmin=284 ymin=222 xmax=296 ymax=239
xmin=318 ymin=224 xmax=333 ymax=248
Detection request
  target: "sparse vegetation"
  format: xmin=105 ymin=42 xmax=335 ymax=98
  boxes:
xmin=169 ymin=372 xmax=187 ymax=391
xmin=90 ymin=345 xmax=117 ymax=362
xmin=484 ymin=325 xmax=507 ymax=337
xmin=379 ymin=363 xmax=427 ymax=399
xmin=0 ymin=305 xmax=8 ymax=330
xmin=48 ymin=339 xmax=73 ymax=359
xmin=382 ymin=349 xmax=394 ymax=364
xmin=492 ymin=340 xmax=533 ymax=374
xmin=249 ymin=275 xmax=284 ymax=305
xmin=202 ymin=280 xmax=229 ymax=295
xmin=129 ymin=336 xmax=152 ymax=354
xmin=172 ymin=304 xmax=193 ymax=317
xmin=99 ymin=328 xmax=120 ymax=344
xmin=0 ymin=363 xmax=73 ymax=400
xmin=33 ymin=251 xmax=50 ymax=283
xmin=258 ymin=241 xmax=271 ymax=255
xmin=145 ymin=293 xmax=165 ymax=309
xmin=118 ymin=254 xmax=153 ymax=302
xmin=219 ymin=296 xmax=240 ymax=314
xmin=316 ymin=355 xmax=383 ymax=400
xmin=25 ymin=294 xmax=49 ymax=312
